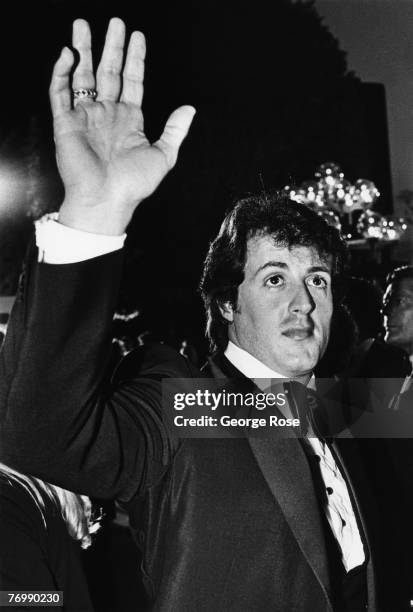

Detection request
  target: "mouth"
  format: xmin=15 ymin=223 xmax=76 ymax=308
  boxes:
xmin=386 ymin=325 xmax=400 ymax=333
xmin=385 ymin=321 xmax=400 ymax=330
xmin=282 ymin=327 xmax=313 ymax=340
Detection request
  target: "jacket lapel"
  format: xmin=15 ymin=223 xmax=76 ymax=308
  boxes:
xmin=330 ymin=438 xmax=377 ymax=610
xmin=204 ymin=353 xmax=334 ymax=607
xmin=315 ymin=379 xmax=377 ymax=610
xmin=247 ymin=432 xmax=333 ymax=607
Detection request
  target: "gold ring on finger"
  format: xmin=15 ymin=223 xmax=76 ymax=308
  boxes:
xmin=73 ymin=88 xmax=97 ymax=100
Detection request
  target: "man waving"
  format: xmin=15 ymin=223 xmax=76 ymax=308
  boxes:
xmin=0 ymin=18 xmax=384 ymax=611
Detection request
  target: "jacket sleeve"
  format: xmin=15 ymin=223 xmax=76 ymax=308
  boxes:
xmin=0 ymin=241 xmax=193 ymax=501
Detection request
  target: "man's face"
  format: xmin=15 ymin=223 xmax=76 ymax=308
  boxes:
xmin=383 ymin=278 xmax=413 ymax=353
xmin=221 ymin=235 xmax=333 ymax=379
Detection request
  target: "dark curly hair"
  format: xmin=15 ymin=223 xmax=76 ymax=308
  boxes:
xmin=200 ymin=192 xmax=348 ymax=351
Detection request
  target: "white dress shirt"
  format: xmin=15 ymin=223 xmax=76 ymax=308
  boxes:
xmin=225 ymin=340 xmax=365 ymax=572
xmin=35 ymin=216 xmax=365 ymax=571
xmin=35 ymin=213 xmax=126 ymax=264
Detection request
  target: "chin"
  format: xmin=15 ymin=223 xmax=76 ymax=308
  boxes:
xmin=282 ymin=356 xmax=317 ymax=378
xmin=285 ymin=348 xmax=320 ymax=373
xmin=385 ymin=332 xmax=400 ymax=346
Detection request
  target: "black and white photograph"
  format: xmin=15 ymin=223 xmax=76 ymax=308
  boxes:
xmin=1 ymin=1 xmax=413 ymax=610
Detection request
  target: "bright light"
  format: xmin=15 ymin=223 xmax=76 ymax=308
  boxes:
xmin=0 ymin=296 xmax=15 ymax=314
xmin=0 ymin=162 xmax=28 ymax=221
xmin=367 ymin=226 xmax=382 ymax=238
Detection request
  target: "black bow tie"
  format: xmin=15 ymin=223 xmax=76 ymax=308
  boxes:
xmin=283 ymin=381 xmax=327 ymax=440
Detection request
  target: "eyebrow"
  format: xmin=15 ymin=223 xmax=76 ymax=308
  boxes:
xmin=307 ymin=265 xmax=331 ymax=274
xmin=254 ymin=261 xmax=331 ymax=277
xmin=388 ymin=292 xmax=413 ymax=298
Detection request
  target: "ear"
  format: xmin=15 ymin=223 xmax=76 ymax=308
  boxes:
xmin=218 ymin=301 xmax=234 ymax=323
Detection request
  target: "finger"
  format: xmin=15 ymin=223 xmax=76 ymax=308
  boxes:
xmin=96 ymin=17 xmax=126 ymax=101
xmin=154 ymin=106 xmax=196 ymax=168
xmin=49 ymin=47 xmax=75 ymax=117
xmin=72 ymin=19 xmax=95 ymax=103
xmin=120 ymin=31 xmax=146 ymax=106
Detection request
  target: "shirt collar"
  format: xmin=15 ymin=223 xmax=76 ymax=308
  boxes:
xmin=224 ymin=340 xmax=315 ymax=391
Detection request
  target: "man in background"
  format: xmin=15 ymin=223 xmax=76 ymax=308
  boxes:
xmin=383 ymin=265 xmax=413 ymax=386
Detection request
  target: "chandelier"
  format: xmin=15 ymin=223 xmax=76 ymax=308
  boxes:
xmin=283 ymin=162 xmax=408 ymax=243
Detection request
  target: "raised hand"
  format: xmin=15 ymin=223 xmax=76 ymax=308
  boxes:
xmin=49 ymin=18 xmax=195 ymax=235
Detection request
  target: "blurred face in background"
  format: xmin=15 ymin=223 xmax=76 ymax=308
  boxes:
xmin=383 ymin=277 xmax=413 ymax=354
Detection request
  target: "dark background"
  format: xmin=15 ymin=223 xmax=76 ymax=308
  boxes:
xmin=0 ymin=0 xmax=395 ymax=350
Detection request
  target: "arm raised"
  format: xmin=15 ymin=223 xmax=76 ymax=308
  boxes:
xmin=51 ymin=18 xmax=195 ymax=235
xmin=0 ymin=245 xmax=200 ymax=500
xmin=0 ymin=18 xmax=196 ymax=500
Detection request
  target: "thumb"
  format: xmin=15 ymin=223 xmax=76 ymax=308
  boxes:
xmin=154 ymin=105 xmax=196 ymax=168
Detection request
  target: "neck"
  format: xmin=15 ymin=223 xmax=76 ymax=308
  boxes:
xmin=398 ymin=342 xmax=413 ymax=358
xmin=292 ymin=373 xmax=312 ymax=386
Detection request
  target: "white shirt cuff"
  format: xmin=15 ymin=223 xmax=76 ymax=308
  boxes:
xmin=35 ymin=213 xmax=126 ymax=264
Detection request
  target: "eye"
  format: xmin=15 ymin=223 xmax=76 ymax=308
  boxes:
xmin=307 ymin=275 xmax=328 ymax=289
xmin=393 ymin=297 xmax=409 ymax=306
xmin=266 ymin=274 xmax=284 ymax=287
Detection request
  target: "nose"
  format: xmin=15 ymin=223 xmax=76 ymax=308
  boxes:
xmin=289 ymin=283 xmax=315 ymax=315
xmin=382 ymin=299 xmax=394 ymax=318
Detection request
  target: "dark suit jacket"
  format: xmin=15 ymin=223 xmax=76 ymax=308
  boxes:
xmin=0 ymin=246 xmax=379 ymax=611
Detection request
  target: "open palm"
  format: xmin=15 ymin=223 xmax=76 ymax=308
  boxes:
xmin=50 ymin=19 xmax=195 ymax=234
